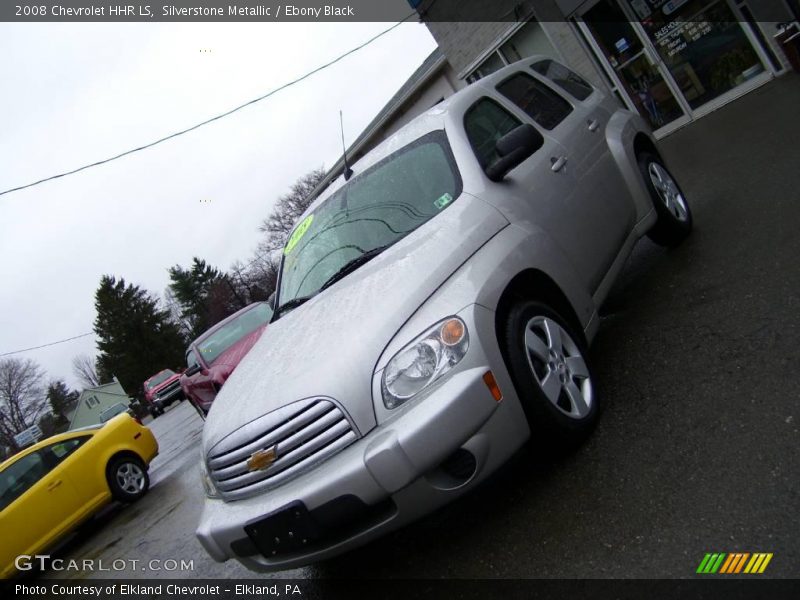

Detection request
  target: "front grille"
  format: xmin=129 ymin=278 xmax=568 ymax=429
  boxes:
xmin=207 ymin=398 xmax=358 ymax=501
xmin=156 ymin=380 xmax=181 ymax=399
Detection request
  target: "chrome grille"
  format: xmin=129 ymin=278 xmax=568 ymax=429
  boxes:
xmin=156 ymin=380 xmax=181 ymax=399
xmin=207 ymin=398 xmax=358 ymax=501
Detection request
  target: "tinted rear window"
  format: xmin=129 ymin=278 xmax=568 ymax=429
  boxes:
xmin=496 ymin=72 xmax=573 ymax=130
xmin=531 ymin=59 xmax=594 ymax=101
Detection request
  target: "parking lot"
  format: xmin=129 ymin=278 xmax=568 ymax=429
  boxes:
xmin=36 ymin=75 xmax=800 ymax=581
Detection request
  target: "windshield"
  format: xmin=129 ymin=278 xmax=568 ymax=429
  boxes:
xmin=146 ymin=370 xmax=174 ymax=389
xmin=278 ymin=131 xmax=460 ymax=305
xmin=196 ymin=303 xmax=272 ymax=365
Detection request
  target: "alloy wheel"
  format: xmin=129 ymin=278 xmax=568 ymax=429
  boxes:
xmin=523 ymin=316 xmax=593 ymax=419
xmin=649 ymin=162 xmax=688 ymax=222
xmin=116 ymin=462 xmax=146 ymax=494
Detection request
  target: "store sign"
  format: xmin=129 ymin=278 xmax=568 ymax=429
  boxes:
xmin=13 ymin=424 xmax=43 ymax=448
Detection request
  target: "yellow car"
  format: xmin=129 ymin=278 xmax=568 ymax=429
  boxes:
xmin=0 ymin=413 xmax=158 ymax=579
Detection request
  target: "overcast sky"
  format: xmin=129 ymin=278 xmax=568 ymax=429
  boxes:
xmin=0 ymin=22 xmax=437 ymax=391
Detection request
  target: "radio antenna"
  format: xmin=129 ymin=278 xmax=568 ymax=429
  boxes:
xmin=339 ymin=110 xmax=353 ymax=181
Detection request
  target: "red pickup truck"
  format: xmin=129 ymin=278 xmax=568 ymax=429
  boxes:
xmin=143 ymin=369 xmax=185 ymax=417
xmin=180 ymin=301 xmax=273 ymax=417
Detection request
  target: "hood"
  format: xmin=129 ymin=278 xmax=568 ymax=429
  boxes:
xmin=146 ymin=373 xmax=180 ymax=397
xmin=203 ymin=194 xmax=507 ymax=452
xmin=210 ymin=326 xmax=266 ymax=370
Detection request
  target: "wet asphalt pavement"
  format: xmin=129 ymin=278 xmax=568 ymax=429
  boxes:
xmin=37 ymin=75 xmax=799 ymax=582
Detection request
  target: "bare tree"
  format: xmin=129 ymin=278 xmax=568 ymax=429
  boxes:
xmin=0 ymin=358 xmax=47 ymax=450
xmin=72 ymin=354 xmax=100 ymax=389
xmin=257 ymin=167 xmax=327 ymax=253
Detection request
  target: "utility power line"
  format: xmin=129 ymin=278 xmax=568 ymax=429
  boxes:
xmin=0 ymin=15 xmax=414 ymax=198
xmin=0 ymin=332 xmax=94 ymax=358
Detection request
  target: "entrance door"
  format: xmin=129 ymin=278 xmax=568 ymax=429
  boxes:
xmin=577 ymin=0 xmax=772 ymax=137
xmin=577 ymin=0 xmax=691 ymax=135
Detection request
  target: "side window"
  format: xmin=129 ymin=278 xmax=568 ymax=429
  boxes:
xmin=496 ymin=72 xmax=573 ymax=130
xmin=186 ymin=350 xmax=199 ymax=368
xmin=531 ymin=60 xmax=594 ymax=101
xmin=42 ymin=436 xmax=90 ymax=467
xmin=464 ymin=98 xmax=522 ymax=170
xmin=0 ymin=452 xmax=50 ymax=512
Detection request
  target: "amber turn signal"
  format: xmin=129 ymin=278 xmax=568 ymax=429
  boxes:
xmin=482 ymin=370 xmax=503 ymax=402
xmin=440 ymin=318 xmax=466 ymax=346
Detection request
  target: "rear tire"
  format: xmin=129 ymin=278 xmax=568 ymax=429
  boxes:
xmin=502 ymin=300 xmax=599 ymax=450
xmin=639 ymin=152 xmax=692 ymax=247
xmin=107 ymin=456 xmax=149 ymax=503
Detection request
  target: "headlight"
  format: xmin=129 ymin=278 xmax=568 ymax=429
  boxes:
xmin=381 ymin=317 xmax=469 ymax=409
xmin=199 ymin=458 xmax=220 ymax=499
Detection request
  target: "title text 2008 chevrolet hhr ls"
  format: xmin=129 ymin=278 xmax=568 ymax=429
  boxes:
xmin=196 ymin=57 xmax=692 ymax=570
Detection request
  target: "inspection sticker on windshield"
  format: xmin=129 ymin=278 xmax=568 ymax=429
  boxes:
xmin=434 ymin=192 xmax=453 ymax=210
xmin=284 ymin=214 xmax=314 ymax=255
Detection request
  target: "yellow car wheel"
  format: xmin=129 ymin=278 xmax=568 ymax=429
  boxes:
xmin=107 ymin=456 xmax=150 ymax=502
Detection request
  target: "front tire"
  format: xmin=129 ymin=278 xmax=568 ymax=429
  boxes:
xmin=107 ymin=456 xmax=149 ymax=502
xmin=502 ymin=301 xmax=599 ymax=450
xmin=639 ymin=152 xmax=692 ymax=247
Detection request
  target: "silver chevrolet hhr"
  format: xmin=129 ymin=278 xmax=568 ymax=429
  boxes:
xmin=196 ymin=57 xmax=692 ymax=570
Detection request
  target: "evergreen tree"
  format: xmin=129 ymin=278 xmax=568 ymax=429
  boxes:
xmin=46 ymin=380 xmax=78 ymax=422
xmin=94 ymin=275 xmax=185 ymax=396
xmin=168 ymin=258 xmax=244 ymax=339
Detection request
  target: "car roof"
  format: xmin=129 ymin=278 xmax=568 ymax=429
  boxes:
xmin=0 ymin=424 xmax=103 ymax=470
xmin=190 ymin=301 xmax=268 ymax=347
xmin=297 ymin=55 xmax=556 ymax=219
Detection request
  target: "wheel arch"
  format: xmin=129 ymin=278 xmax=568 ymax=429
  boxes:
xmin=494 ymin=269 xmax=585 ymax=353
xmin=104 ymin=449 xmax=147 ymax=483
xmin=633 ymin=132 xmax=664 ymax=162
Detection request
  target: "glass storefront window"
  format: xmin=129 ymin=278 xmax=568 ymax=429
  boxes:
xmin=467 ymin=20 xmax=557 ymax=83
xmin=629 ymin=0 xmax=765 ymax=109
xmin=582 ymin=0 xmax=686 ymax=129
xmin=500 ymin=21 xmax=558 ymax=62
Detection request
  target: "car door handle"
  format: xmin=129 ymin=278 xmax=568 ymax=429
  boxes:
xmin=550 ymin=156 xmax=568 ymax=172
xmin=47 ymin=480 xmax=62 ymax=491
xmin=587 ymin=119 xmax=600 ymax=132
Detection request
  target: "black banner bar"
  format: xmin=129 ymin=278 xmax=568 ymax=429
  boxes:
xmin=3 ymin=579 xmax=800 ymax=600
xmin=2 ymin=0 xmax=794 ymax=22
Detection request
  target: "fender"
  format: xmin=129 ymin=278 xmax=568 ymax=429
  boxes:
xmin=606 ymin=110 xmax=660 ymax=224
xmin=375 ymin=221 xmax=595 ymax=371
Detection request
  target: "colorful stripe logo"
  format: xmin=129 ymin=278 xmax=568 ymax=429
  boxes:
xmin=696 ymin=553 xmax=773 ymax=574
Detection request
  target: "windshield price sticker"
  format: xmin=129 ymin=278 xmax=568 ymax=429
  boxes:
xmin=434 ymin=193 xmax=453 ymax=210
xmin=284 ymin=214 xmax=314 ymax=255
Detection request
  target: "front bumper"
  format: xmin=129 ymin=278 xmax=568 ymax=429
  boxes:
xmin=196 ymin=305 xmax=530 ymax=571
xmin=155 ymin=383 xmax=183 ymax=405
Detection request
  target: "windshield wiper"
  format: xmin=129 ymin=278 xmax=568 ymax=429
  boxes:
xmin=272 ymin=294 xmax=315 ymax=319
xmin=273 ymin=244 xmax=392 ymax=320
xmin=319 ymin=244 xmax=391 ymax=292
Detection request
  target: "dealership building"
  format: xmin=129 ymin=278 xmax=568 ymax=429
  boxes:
xmin=313 ymin=0 xmax=798 ymax=191
xmin=414 ymin=0 xmax=799 ymax=138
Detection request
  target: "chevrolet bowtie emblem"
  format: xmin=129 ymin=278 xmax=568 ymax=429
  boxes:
xmin=247 ymin=446 xmax=278 ymax=472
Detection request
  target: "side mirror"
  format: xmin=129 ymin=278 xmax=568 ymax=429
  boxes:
xmin=185 ymin=364 xmax=202 ymax=377
xmin=485 ymin=124 xmax=544 ymax=182
xmin=267 ymin=291 xmax=276 ymax=310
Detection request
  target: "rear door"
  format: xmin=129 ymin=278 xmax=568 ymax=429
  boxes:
xmin=493 ymin=69 xmax=633 ymax=291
